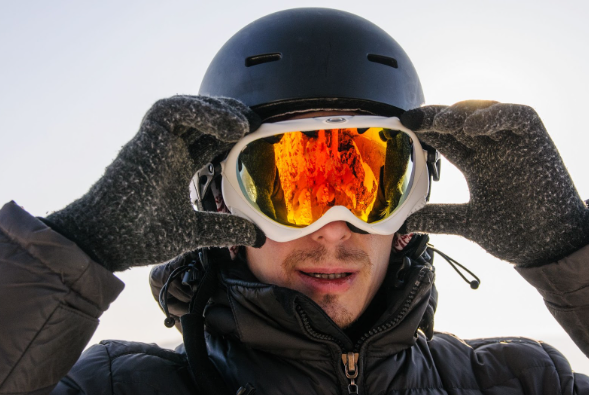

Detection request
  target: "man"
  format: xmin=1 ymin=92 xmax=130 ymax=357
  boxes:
xmin=1 ymin=8 xmax=588 ymax=394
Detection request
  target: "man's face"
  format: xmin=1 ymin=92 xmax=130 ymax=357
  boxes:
xmin=245 ymin=223 xmax=393 ymax=328
xmin=243 ymin=110 xmax=394 ymax=328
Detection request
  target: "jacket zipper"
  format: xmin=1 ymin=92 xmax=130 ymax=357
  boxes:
xmin=342 ymin=352 xmax=360 ymax=394
xmin=296 ymin=266 xmax=429 ymax=394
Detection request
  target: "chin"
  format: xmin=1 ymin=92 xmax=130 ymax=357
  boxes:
xmin=318 ymin=294 xmax=358 ymax=328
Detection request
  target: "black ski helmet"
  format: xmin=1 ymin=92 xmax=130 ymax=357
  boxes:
xmin=199 ymin=8 xmax=425 ymax=120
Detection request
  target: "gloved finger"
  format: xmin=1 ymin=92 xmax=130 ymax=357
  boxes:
xmin=192 ymin=211 xmax=266 ymax=248
xmin=415 ymin=131 xmax=473 ymax=169
xmin=402 ymin=203 xmax=469 ymax=236
xmin=179 ymin=96 xmax=256 ymax=142
xmin=219 ymin=97 xmax=263 ymax=134
xmin=430 ymin=100 xmax=498 ymax=133
xmin=147 ymin=96 xmax=260 ymax=143
xmin=186 ymin=134 xmax=234 ymax=171
xmin=414 ymin=119 xmax=491 ymax=152
xmin=481 ymin=129 xmax=513 ymax=142
xmin=402 ymin=103 xmax=478 ymax=165
xmin=400 ymin=105 xmax=448 ymax=132
xmin=463 ymin=103 xmax=544 ymax=137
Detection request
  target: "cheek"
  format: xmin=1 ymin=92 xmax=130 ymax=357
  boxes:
xmin=245 ymin=242 xmax=290 ymax=286
xmin=367 ymin=235 xmax=394 ymax=283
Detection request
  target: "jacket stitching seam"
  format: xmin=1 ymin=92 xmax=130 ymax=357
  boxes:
xmin=226 ymin=287 xmax=245 ymax=341
xmin=104 ymin=343 xmax=187 ymax=364
xmin=0 ymin=304 xmax=62 ymax=391
xmin=377 ymin=366 xmax=555 ymax=392
xmin=545 ymin=302 xmax=589 ymax=312
xmin=0 ymin=230 xmax=103 ymax=310
xmin=466 ymin=338 xmax=541 ymax=348
xmin=109 ymin=351 xmax=185 ymax=362
xmin=479 ymin=365 xmax=557 ymax=391
xmin=103 ymin=343 xmax=115 ymax=395
xmin=539 ymin=342 xmax=565 ymax=395
xmin=538 ymin=281 xmax=589 ymax=296
xmin=249 ymin=352 xmax=331 ymax=362
xmin=56 ymin=302 xmax=98 ymax=323
xmin=535 ymin=263 xmax=589 ymax=295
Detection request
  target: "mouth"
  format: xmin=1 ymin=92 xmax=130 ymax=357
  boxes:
xmin=302 ymin=272 xmax=352 ymax=280
xmin=296 ymin=269 xmax=357 ymax=294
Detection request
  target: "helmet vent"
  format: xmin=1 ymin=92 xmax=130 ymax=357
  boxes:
xmin=245 ymin=53 xmax=282 ymax=67
xmin=367 ymin=54 xmax=398 ymax=69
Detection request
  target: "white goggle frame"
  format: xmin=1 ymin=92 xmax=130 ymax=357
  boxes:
xmin=219 ymin=115 xmax=429 ymax=242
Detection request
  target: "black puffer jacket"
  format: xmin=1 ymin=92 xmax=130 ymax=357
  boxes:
xmin=1 ymin=201 xmax=589 ymax=394
xmin=150 ymin=250 xmax=589 ymax=395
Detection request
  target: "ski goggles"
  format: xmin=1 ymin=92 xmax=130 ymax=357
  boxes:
xmin=221 ymin=116 xmax=429 ymax=242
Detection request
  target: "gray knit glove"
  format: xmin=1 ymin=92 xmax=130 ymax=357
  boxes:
xmin=46 ymin=96 xmax=265 ymax=272
xmin=400 ymin=100 xmax=589 ymax=267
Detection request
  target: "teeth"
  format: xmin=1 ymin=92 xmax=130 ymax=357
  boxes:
xmin=308 ymin=273 xmax=348 ymax=279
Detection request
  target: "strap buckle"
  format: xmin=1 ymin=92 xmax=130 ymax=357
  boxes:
xmin=190 ymin=162 xmax=217 ymax=211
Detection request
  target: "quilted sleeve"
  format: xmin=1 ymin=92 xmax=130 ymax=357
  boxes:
xmin=0 ymin=201 xmax=124 ymax=394
xmin=516 ymin=244 xmax=589 ymax=358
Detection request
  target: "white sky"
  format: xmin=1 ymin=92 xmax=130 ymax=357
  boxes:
xmin=1 ymin=0 xmax=589 ymax=374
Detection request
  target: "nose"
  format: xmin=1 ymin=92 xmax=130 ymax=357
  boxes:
xmin=310 ymin=221 xmax=352 ymax=244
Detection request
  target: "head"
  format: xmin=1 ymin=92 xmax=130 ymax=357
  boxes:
xmin=245 ymin=110 xmax=395 ymax=328
xmin=198 ymin=8 xmax=429 ymax=327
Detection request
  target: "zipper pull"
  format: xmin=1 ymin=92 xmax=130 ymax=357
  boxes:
xmin=342 ymin=352 xmax=360 ymax=394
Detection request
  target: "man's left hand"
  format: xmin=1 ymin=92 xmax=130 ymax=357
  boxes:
xmin=401 ymin=100 xmax=589 ymax=267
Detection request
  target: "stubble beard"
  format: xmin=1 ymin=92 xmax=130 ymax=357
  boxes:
xmin=282 ymin=244 xmax=372 ymax=329
xmin=317 ymin=294 xmax=355 ymax=328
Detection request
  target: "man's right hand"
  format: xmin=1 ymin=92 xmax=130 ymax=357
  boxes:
xmin=46 ymin=96 xmax=266 ymax=272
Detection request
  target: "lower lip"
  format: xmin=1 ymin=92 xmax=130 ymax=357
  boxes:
xmin=297 ymin=271 xmax=357 ymax=294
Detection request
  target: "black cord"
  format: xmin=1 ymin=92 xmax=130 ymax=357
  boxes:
xmin=428 ymin=245 xmax=481 ymax=289
xmin=159 ymin=263 xmax=197 ymax=328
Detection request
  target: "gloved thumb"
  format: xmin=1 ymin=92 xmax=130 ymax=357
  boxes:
xmin=402 ymin=203 xmax=469 ymax=236
xmin=191 ymin=211 xmax=267 ymax=250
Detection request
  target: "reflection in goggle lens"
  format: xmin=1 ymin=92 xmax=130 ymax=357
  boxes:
xmin=238 ymin=127 xmax=413 ymax=227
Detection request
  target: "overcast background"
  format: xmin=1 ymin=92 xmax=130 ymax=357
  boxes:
xmin=1 ymin=0 xmax=588 ymax=374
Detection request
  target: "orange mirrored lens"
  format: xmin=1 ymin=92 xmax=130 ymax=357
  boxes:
xmin=237 ymin=127 xmax=413 ymax=227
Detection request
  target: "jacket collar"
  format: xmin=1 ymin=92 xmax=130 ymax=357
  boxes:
xmin=203 ymin=248 xmax=436 ymax=358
